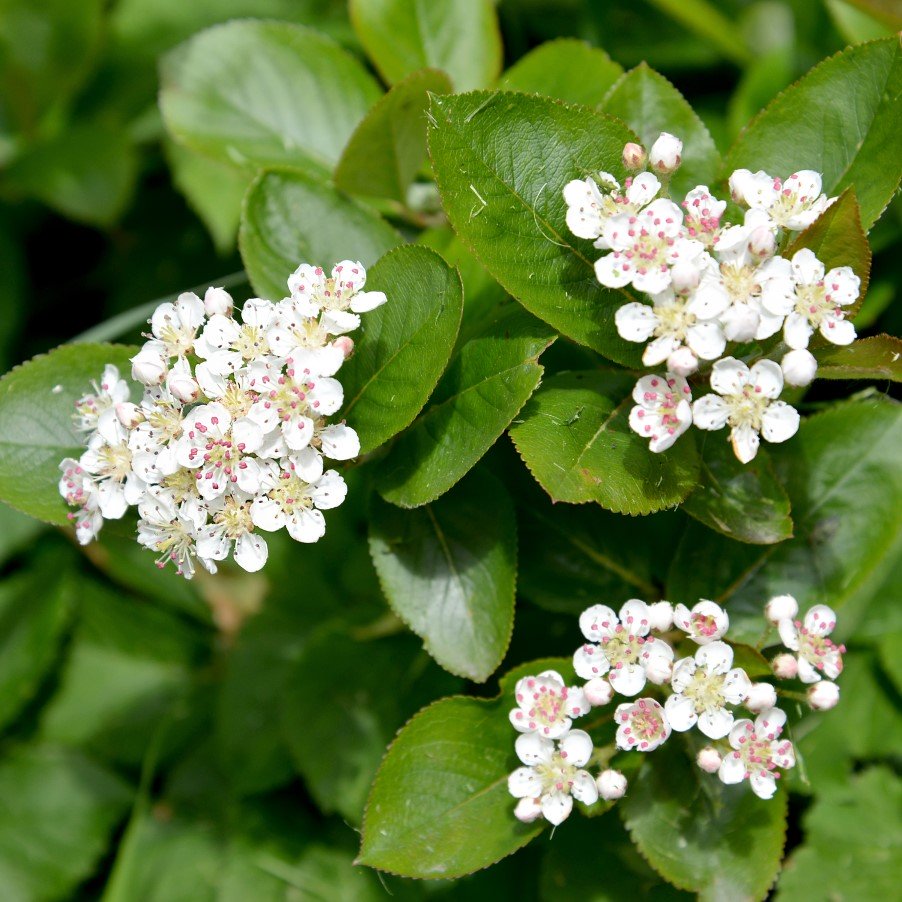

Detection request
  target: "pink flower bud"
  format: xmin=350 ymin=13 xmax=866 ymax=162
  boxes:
xmin=204 ymin=287 xmax=233 ymax=317
xmin=670 ymin=261 xmax=701 ymax=294
xmin=115 ymin=402 xmax=144 ymax=429
xmin=334 ymin=336 xmax=355 ymax=359
xmin=583 ymin=677 xmax=614 ymax=707
xmin=749 ymin=225 xmax=776 ymax=258
xmin=513 ymin=796 xmax=542 ymax=823
xmin=131 ymin=350 xmax=167 ymax=386
xmin=745 ymin=682 xmax=778 ymax=713
xmin=696 ymin=746 xmax=723 ymax=773
xmin=168 ymin=371 xmax=201 ymax=404
xmin=781 ymin=349 xmax=817 ymax=387
xmin=647 ymin=601 xmax=674 ymax=632
xmin=765 ymin=594 xmax=799 ymax=624
xmin=649 ymin=132 xmax=682 ymax=175
xmin=622 ymin=142 xmax=647 ymax=171
xmin=596 ymin=769 xmax=627 ymax=800
xmin=807 ymin=680 xmax=840 ymax=711
xmin=772 ymin=653 xmax=798 ymax=680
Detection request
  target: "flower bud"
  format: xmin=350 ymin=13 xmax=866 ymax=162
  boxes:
xmin=115 ymin=402 xmax=144 ymax=429
xmin=666 ymin=346 xmax=699 ymax=377
xmin=670 ymin=261 xmax=702 ymax=294
xmin=204 ymin=287 xmax=233 ymax=317
xmin=644 ymin=653 xmax=673 ymax=686
xmin=765 ymin=593 xmax=799 ymax=625
xmin=729 ymin=168 xmax=754 ymax=205
xmin=622 ymin=142 xmax=647 ymax=171
xmin=131 ymin=350 xmax=167 ymax=386
xmin=745 ymin=682 xmax=778 ymax=713
xmin=781 ymin=349 xmax=818 ymax=387
xmin=596 ymin=769 xmax=627 ymax=800
xmin=583 ymin=677 xmax=614 ymax=707
xmin=168 ymin=370 xmax=201 ymax=404
xmin=649 ymin=132 xmax=682 ymax=175
xmin=333 ymin=336 xmax=355 ymax=359
xmin=647 ymin=601 xmax=674 ymax=632
xmin=807 ymin=680 xmax=840 ymax=711
xmin=696 ymin=746 xmax=723 ymax=773
xmin=772 ymin=653 xmax=799 ymax=680
xmin=513 ymin=796 xmax=542 ymax=823
xmin=748 ymin=225 xmax=776 ymax=258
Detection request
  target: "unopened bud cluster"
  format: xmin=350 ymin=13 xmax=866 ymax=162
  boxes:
xmin=59 ymin=261 xmax=385 ymax=578
xmin=564 ymin=133 xmax=860 ymax=463
xmin=508 ymin=594 xmax=844 ymax=825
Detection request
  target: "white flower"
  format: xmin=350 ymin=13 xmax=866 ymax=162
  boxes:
xmin=596 ymin=198 xmax=704 ymax=295
xmin=729 ymin=169 xmax=831 ymax=231
xmin=649 ymin=132 xmax=682 ymax=174
xmin=615 ymin=697 xmax=671 ymax=751
xmin=807 ymin=681 xmax=840 ymax=711
xmin=718 ymin=708 xmax=795 ymax=799
xmin=696 ymin=746 xmax=723 ymax=773
xmin=196 ymin=495 xmax=269 ymax=573
xmin=508 ymin=730 xmax=598 ymax=825
xmin=681 ymin=185 xmax=726 ymax=246
xmin=692 ymin=358 xmax=800 ymax=464
xmin=166 ymin=357 xmax=201 ymax=404
xmin=573 ymin=600 xmax=675 ymax=696
xmin=616 ymin=283 xmax=726 ymax=374
xmin=765 ymin=594 xmax=799 ymax=624
xmin=583 ymin=677 xmax=614 ymax=707
xmin=131 ymin=343 xmax=168 ymax=386
xmin=78 ymin=429 xmax=145 ymax=519
xmin=647 ymin=601 xmax=674 ymax=631
xmin=771 ymin=653 xmax=798 ymax=680
xmin=204 ymin=286 xmax=233 ymax=317
xmin=628 ymin=373 xmax=693 ymax=452
xmin=136 ymin=489 xmax=215 ymax=580
xmin=781 ymin=349 xmax=818 ymax=387
xmin=777 ymin=604 xmax=844 ymax=683
xmin=563 ymin=171 xmax=661 ymax=245
xmin=150 ymin=291 xmax=206 ymax=358
xmin=673 ymin=600 xmax=729 ymax=645
xmin=665 ymin=641 xmax=751 ymax=739
xmin=764 ymin=248 xmax=858 ymax=349
xmin=509 ymin=670 xmax=589 ymax=738
xmin=596 ymin=769 xmax=627 ymax=800
xmin=745 ymin=682 xmax=778 ymax=714
xmin=287 ymin=260 xmax=385 ymax=335
xmin=73 ymin=365 xmax=131 ymax=436
xmin=59 ymin=459 xmax=103 ymax=544
xmin=266 ymin=300 xmax=347 ymax=376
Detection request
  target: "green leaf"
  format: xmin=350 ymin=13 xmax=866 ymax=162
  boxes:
xmin=282 ymin=629 xmax=460 ymax=821
xmin=601 ymin=64 xmax=720 ymax=199
xmin=0 ymin=504 xmax=44 ymax=567
xmin=376 ymin=304 xmax=555 ymax=507
xmin=786 ymin=190 xmax=871 ymax=317
xmin=335 ymin=68 xmax=452 ymax=204
xmin=826 ymin=0 xmax=895 ymax=44
xmin=644 ymin=0 xmax=752 ymax=66
xmin=509 ymin=371 xmax=700 ymax=516
xmin=498 ymin=39 xmax=623 ymax=107
xmin=724 ymin=38 xmax=902 ymax=229
xmin=358 ymin=693 xmax=540 ymax=877
xmin=844 ymin=0 xmax=902 ymax=29
xmin=621 ymin=739 xmax=787 ymax=901
xmin=4 ymin=124 xmax=138 ymax=227
xmin=815 ymin=334 xmax=902 ymax=382
xmin=427 ymin=91 xmax=641 ymax=363
xmin=0 ymin=343 xmax=138 ymax=525
xmin=0 ymin=561 xmax=74 ymax=731
xmin=778 ymin=768 xmax=901 ymax=901
xmin=239 ymin=168 xmax=401 ymax=301
xmin=369 ymin=469 xmax=516 ymax=681
xmin=667 ymin=397 xmax=902 ymax=643
xmin=349 ymin=0 xmax=502 ymax=91
xmin=682 ymin=438 xmax=793 ymax=545
xmin=160 ymin=20 xmax=382 ymax=173
xmin=341 ymin=245 xmax=463 ymax=455
xmin=0 ymin=745 xmax=132 ymax=902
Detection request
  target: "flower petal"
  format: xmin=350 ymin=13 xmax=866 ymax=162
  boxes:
xmin=664 ymin=694 xmax=697 ymax=732
xmin=710 ymin=356 xmax=750 ymax=396
xmin=761 ymin=401 xmax=800 ymax=444
xmin=692 ymin=394 xmax=730 ymax=430
xmin=515 ymin=732 xmax=554 ymax=766
xmin=559 ymin=729 xmax=593 ymax=767
xmin=508 ymin=767 xmax=542 ymax=799
xmin=731 ymin=423 xmax=760 ymax=463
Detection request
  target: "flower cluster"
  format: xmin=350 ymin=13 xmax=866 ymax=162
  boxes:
xmin=564 ymin=133 xmax=861 ymax=463
xmin=59 ymin=261 xmax=385 ymax=578
xmin=507 ymin=594 xmax=845 ymax=825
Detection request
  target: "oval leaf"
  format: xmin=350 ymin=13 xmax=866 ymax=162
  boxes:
xmin=601 ymin=63 xmax=720 ymax=198
xmin=335 ymin=68 xmax=453 ymax=203
xmin=815 ymin=334 xmax=902 ymax=382
xmin=369 ymin=469 xmax=516 ymax=682
xmin=341 ymin=245 xmax=463 ymax=455
xmin=239 ymin=169 xmax=401 ymax=301
xmin=724 ymin=37 xmax=902 ymax=229
xmin=509 ymin=371 xmax=700 ymax=515
xmin=427 ymin=91 xmax=642 ymax=364
xmin=350 ymin=0 xmax=502 ymax=91
xmin=160 ymin=20 xmax=382 ymax=172
xmin=376 ymin=304 xmax=555 ymax=507
xmin=0 ymin=343 xmax=138 ymax=525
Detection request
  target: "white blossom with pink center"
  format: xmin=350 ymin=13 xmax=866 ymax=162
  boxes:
xmin=628 ymin=373 xmax=693 ymax=452
xmin=665 ymin=641 xmax=752 ymax=739
xmin=573 ymin=600 xmax=675 ymax=697
xmin=692 ymin=358 xmax=800 ymax=464
xmin=508 ymin=730 xmax=598 ymax=825
xmin=58 ymin=459 xmax=103 ymax=544
xmin=777 ymin=604 xmax=844 ymax=683
xmin=615 ymin=697 xmax=671 ymax=752
xmin=681 ymin=185 xmax=726 ymax=246
xmin=287 ymin=260 xmax=386 ymax=335
xmin=595 ymin=198 xmax=704 ymax=295
xmin=717 ymin=707 xmax=796 ymax=799
xmin=509 ymin=670 xmax=590 ymax=739
xmin=73 ymin=364 xmax=130 ymax=437
xmin=729 ymin=169 xmax=832 ymax=232
xmin=673 ymin=600 xmax=729 ymax=645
